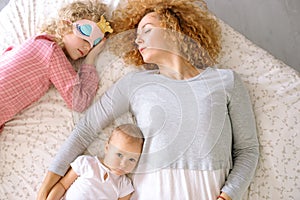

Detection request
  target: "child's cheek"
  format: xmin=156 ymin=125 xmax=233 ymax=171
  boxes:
xmin=104 ymin=154 xmax=120 ymax=168
xmin=125 ymin=162 xmax=137 ymax=172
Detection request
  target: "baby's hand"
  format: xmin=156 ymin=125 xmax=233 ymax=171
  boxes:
xmin=84 ymin=38 xmax=107 ymax=65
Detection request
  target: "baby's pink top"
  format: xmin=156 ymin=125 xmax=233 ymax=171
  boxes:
xmin=0 ymin=34 xmax=99 ymax=126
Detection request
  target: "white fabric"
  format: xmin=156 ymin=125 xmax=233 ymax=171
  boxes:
xmin=131 ymin=168 xmax=229 ymax=200
xmin=0 ymin=0 xmax=299 ymax=199
xmin=63 ymin=155 xmax=134 ymax=200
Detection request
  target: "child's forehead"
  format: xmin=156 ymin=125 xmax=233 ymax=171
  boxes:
xmin=109 ymin=129 xmax=143 ymax=152
xmin=110 ymin=129 xmax=128 ymax=140
xmin=111 ymin=128 xmax=139 ymax=140
xmin=107 ymin=143 xmax=141 ymax=157
xmin=109 ymin=136 xmax=140 ymax=150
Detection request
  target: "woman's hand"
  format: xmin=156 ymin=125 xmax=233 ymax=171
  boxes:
xmin=37 ymin=171 xmax=61 ymax=200
xmin=84 ymin=37 xmax=107 ymax=65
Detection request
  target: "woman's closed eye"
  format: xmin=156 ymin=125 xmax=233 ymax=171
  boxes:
xmin=144 ymin=28 xmax=151 ymax=34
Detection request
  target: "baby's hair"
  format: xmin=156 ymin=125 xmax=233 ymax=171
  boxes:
xmin=109 ymin=124 xmax=144 ymax=148
xmin=40 ymin=0 xmax=108 ymax=48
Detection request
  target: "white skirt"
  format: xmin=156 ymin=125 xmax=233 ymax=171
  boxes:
xmin=130 ymin=168 xmax=229 ymax=200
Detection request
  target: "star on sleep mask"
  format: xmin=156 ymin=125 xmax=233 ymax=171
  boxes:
xmin=73 ymin=15 xmax=113 ymax=47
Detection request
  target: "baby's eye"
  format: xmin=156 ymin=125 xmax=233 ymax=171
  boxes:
xmin=116 ymin=153 xmax=123 ymax=158
xmin=129 ymin=158 xmax=137 ymax=163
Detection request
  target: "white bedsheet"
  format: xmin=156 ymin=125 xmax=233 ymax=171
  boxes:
xmin=0 ymin=0 xmax=299 ymax=199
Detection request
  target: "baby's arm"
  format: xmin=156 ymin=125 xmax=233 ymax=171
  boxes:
xmin=118 ymin=193 xmax=132 ymax=200
xmin=46 ymin=168 xmax=78 ymax=200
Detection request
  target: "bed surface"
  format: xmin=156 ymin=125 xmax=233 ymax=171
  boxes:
xmin=0 ymin=0 xmax=299 ymax=199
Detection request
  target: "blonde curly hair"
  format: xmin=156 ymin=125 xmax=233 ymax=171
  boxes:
xmin=40 ymin=0 xmax=108 ymax=48
xmin=110 ymin=0 xmax=221 ymax=69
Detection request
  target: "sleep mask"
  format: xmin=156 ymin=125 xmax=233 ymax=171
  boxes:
xmin=73 ymin=15 xmax=113 ymax=47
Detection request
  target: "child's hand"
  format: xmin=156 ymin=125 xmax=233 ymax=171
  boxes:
xmin=84 ymin=38 xmax=107 ymax=65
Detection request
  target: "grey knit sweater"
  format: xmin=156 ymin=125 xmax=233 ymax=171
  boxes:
xmin=50 ymin=67 xmax=259 ymax=199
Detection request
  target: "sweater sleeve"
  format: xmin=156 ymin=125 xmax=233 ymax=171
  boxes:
xmin=49 ymin=45 xmax=99 ymax=112
xmin=49 ymin=73 xmax=132 ymax=176
xmin=221 ymin=72 xmax=259 ymax=200
xmin=71 ymin=64 xmax=99 ymax=112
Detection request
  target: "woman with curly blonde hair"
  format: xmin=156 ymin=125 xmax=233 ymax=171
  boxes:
xmin=39 ymin=1 xmax=259 ymax=200
xmin=0 ymin=0 xmax=113 ymax=133
xmin=111 ymin=0 xmax=221 ymax=69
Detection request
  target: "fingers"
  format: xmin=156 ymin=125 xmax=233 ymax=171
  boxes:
xmin=89 ymin=37 xmax=107 ymax=54
xmin=84 ymin=37 xmax=107 ymax=64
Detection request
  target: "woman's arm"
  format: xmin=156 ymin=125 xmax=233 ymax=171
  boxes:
xmin=48 ymin=75 xmax=131 ymax=176
xmin=221 ymin=71 xmax=259 ymax=199
xmin=46 ymin=168 xmax=78 ymax=200
xmin=37 ymin=72 xmax=134 ymax=199
xmin=38 ymin=73 xmax=133 ymax=199
xmin=217 ymin=192 xmax=231 ymax=200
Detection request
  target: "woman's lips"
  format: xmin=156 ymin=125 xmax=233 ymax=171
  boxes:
xmin=139 ymin=47 xmax=146 ymax=53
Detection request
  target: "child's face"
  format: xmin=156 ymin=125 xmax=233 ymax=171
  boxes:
xmin=62 ymin=33 xmax=91 ymax=60
xmin=103 ymin=131 xmax=142 ymax=176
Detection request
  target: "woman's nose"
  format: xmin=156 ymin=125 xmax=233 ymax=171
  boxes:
xmin=135 ymin=35 xmax=143 ymax=45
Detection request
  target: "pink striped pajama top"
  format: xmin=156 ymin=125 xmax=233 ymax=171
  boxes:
xmin=0 ymin=34 xmax=99 ymax=128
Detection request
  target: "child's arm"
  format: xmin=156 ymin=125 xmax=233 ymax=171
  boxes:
xmin=118 ymin=193 xmax=132 ymax=200
xmin=46 ymin=168 xmax=78 ymax=200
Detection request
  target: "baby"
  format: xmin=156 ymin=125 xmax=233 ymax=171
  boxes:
xmin=46 ymin=124 xmax=144 ymax=200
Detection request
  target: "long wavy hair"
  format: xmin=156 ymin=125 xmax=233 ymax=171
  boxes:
xmin=39 ymin=0 xmax=108 ymax=48
xmin=110 ymin=0 xmax=221 ymax=69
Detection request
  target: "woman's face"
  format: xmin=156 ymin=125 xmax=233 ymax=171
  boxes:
xmin=135 ymin=12 xmax=177 ymax=64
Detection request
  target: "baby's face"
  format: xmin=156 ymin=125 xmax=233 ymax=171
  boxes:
xmin=103 ymin=132 xmax=142 ymax=176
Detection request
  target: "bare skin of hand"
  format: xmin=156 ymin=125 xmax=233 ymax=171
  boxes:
xmin=84 ymin=37 xmax=107 ymax=65
xmin=218 ymin=192 xmax=232 ymax=200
